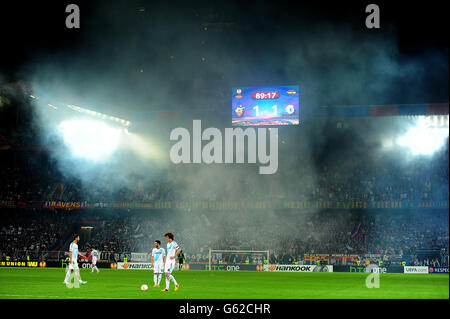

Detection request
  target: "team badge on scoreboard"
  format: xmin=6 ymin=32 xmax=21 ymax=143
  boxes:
xmin=232 ymin=85 xmax=299 ymax=126
xmin=235 ymin=106 xmax=245 ymax=117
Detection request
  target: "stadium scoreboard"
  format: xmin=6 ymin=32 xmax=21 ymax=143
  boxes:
xmin=232 ymin=85 xmax=299 ymax=126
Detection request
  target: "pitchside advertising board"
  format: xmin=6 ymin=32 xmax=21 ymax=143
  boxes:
xmin=118 ymin=263 xmax=331 ymax=272
xmin=65 ymin=261 xmax=111 ymax=269
xmin=403 ymin=266 xmax=430 ymax=274
xmin=189 ymin=263 xmax=258 ymax=271
xmin=0 ymin=260 xmax=114 ymax=268
xmin=333 ymin=265 xmax=404 ymax=273
xmin=117 ymin=262 xmax=153 ymax=270
xmin=116 ymin=262 xmax=191 ymax=270
xmin=263 ymin=265 xmax=333 ymax=272
xmin=2 ymin=261 xmax=447 ymax=274
xmin=40 ymin=261 xmax=112 ymax=268
xmin=428 ymin=267 xmax=449 ymax=274
xmin=0 ymin=261 xmax=40 ymax=267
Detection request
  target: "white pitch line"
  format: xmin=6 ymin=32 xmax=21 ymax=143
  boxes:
xmin=0 ymin=294 xmax=96 ymax=299
xmin=0 ymin=293 xmax=144 ymax=299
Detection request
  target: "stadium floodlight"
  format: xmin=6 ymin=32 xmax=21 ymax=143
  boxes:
xmin=396 ymin=126 xmax=449 ymax=156
xmin=64 ymin=104 xmax=132 ymax=128
xmin=59 ymin=119 xmax=122 ymax=162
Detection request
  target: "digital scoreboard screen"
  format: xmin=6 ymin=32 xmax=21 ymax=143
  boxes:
xmin=232 ymin=85 xmax=299 ymax=126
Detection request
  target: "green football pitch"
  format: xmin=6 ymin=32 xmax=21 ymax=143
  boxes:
xmin=0 ymin=268 xmax=448 ymax=299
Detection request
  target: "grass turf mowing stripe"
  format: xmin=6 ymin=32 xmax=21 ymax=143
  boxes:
xmin=0 ymin=268 xmax=448 ymax=299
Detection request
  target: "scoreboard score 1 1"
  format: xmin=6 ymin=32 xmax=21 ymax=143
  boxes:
xmin=232 ymin=85 xmax=299 ymax=126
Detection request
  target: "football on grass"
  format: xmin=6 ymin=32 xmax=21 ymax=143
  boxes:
xmin=141 ymin=284 xmax=148 ymax=291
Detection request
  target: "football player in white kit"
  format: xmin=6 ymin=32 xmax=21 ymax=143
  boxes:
xmin=90 ymin=247 xmax=100 ymax=273
xmin=151 ymin=240 xmax=166 ymax=287
xmin=161 ymin=232 xmax=181 ymax=292
xmin=63 ymin=234 xmax=87 ymax=285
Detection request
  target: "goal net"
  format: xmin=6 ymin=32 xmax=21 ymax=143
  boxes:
xmin=208 ymin=249 xmax=269 ymax=270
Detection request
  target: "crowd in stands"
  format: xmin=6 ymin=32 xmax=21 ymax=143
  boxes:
xmin=1 ymin=208 xmax=448 ymax=266
xmin=0 ymin=209 xmax=76 ymax=260
xmin=1 ymin=112 xmax=448 ymax=265
xmin=307 ymin=150 xmax=448 ymax=203
xmin=413 ymin=257 xmax=446 ymax=267
xmin=0 ymin=141 xmax=448 ymax=204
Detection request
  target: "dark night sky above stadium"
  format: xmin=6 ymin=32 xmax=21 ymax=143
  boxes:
xmin=0 ymin=0 xmax=448 ymax=116
xmin=1 ymin=1 xmax=446 ymax=63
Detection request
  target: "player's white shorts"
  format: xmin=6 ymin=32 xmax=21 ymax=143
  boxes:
xmin=153 ymin=263 xmax=164 ymax=273
xmin=92 ymin=257 xmax=97 ymax=265
xmin=164 ymin=260 xmax=176 ymax=274
xmin=68 ymin=260 xmax=79 ymax=270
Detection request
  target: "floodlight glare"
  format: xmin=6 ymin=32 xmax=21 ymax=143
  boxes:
xmin=397 ymin=126 xmax=448 ymax=156
xmin=59 ymin=119 xmax=122 ymax=162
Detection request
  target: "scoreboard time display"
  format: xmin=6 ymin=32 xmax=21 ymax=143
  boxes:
xmin=232 ymin=85 xmax=299 ymax=126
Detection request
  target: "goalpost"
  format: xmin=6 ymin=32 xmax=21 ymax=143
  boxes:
xmin=208 ymin=249 xmax=269 ymax=270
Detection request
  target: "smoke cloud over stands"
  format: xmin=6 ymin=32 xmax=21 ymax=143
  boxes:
xmin=4 ymin=1 xmax=447 ymax=254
